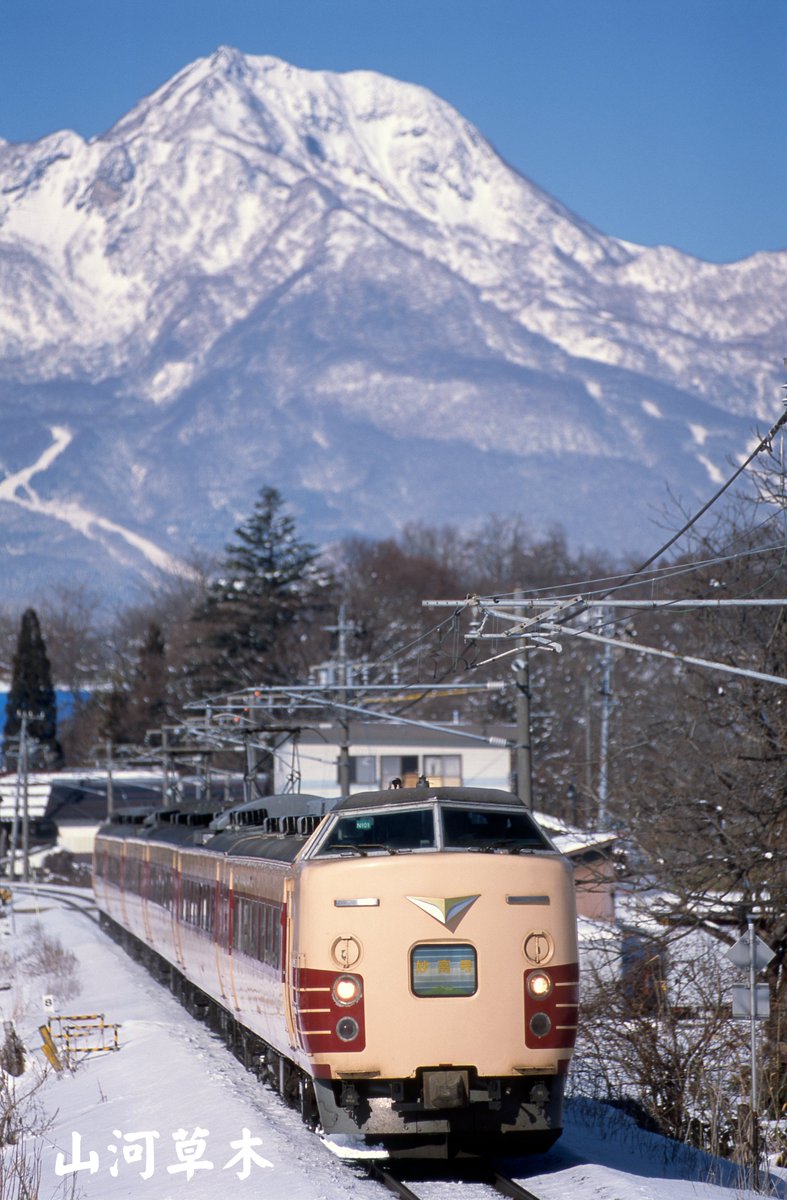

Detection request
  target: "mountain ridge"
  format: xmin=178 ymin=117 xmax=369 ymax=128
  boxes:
xmin=0 ymin=48 xmax=784 ymax=602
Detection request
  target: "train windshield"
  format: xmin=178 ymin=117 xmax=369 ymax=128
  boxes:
xmin=440 ymin=806 xmax=550 ymax=852
xmin=316 ymin=807 xmax=436 ymax=855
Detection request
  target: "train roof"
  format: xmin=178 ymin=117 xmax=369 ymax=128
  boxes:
xmin=202 ymin=830 xmax=307 ymax=862
xmin=333 ymin=787 xmax=527 ymax=811
xmin=207 ymin=793 xmax=328 ymax=832
xmin=97 ymin=798 xmax=328 ymax=861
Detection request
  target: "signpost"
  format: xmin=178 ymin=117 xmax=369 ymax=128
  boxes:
xmin=724 ymin=920 xmax=775 ymax=1189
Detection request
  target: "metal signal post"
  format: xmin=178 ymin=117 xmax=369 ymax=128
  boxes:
xmin=9 ymin=709 xmax=44 ymax=882
xmin=725 ymin=920 xmax=776 ymax=1189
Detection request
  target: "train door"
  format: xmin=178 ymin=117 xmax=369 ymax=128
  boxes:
xmin=226 ymin=867 xmax=241 ymax=1013
xmin=282 ymin=877 xmax=299 ymax=1050
xmin=214 ymin=859 xmax=229 ymax=1003
xmin=119 ymin=843 xmax=129 ymax=928
xmin=141 ymin=846 xmax=153 ymax=944
xmin=172 ymin=851 xmax=185 ymax=969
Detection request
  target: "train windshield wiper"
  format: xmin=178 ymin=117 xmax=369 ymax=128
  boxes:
xmin=475 ymin=840 xmax=532 ymax=854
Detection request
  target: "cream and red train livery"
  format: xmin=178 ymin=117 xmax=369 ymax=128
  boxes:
xmin=93 ymin=786 xmax=579 ymax=1158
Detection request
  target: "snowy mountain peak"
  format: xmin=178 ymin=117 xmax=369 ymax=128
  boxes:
xmin=101 ymin=47 xmax=561 ymax=237
xmin=0 ymin=48 xmax=785 ymax=601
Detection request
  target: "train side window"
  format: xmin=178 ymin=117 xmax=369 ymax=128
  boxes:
xmin=234 ymin=896 xmax=264 ymax=959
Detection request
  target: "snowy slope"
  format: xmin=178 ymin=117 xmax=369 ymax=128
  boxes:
xmin=1 ymin=48 xmax=785 ymax=600
xmin=3 ymin=889 xmax=783 ymax=1200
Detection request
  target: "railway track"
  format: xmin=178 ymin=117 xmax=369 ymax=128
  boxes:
xmin=368 ymin=1162 xmax=546 ymax=1200
xmin=9 ymin=884 xmax=555 ymax=1195
xmin=7 ymin=881 xmax=99 ymax=924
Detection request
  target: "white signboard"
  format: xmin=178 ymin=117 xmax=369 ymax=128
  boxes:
xmin=731 ymin=983 xmax=770 ymax=1020
xmin=725 ymin=932 xmax=775 ymax=974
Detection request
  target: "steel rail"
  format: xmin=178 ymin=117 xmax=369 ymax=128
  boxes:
xmin=365 ymin=1162 xmax=547 ymax=1200
xmin=491 ymin=1170 xmax=545 ymax=1200
xmin=365 ymin=1163 xmax=423 ymax=1199
xmin=8 ymin=882 xmax=100 ymax=925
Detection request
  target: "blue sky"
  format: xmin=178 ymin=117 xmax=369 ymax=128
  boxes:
xmin=2 ymin=0 xmax=784 ymax=264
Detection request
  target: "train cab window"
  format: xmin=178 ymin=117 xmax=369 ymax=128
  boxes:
xmin=441 ymin=806 xmax=550 ymax=852
xmin=315 ymin=807 xmax=436 ymax=855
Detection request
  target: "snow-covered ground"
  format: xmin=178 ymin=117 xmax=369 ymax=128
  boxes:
xmin=1 ymin=886 xmax=784 ymax=1200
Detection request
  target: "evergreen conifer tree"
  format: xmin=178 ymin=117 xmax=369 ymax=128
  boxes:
xmin=126 ymin=621 xmax=168 ymax=742
xmin=97 ymin=621 xmax=169 ymax=747
xmin=190 ymin=487 xmax=328 ymax=694
xmin=3 ymin=608 xmax=59 ymax=760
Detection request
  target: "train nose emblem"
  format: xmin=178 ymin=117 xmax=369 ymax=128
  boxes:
xmin=406 ymin=895 xmax=479 ymax=929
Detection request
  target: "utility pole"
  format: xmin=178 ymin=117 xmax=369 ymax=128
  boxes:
xmin=243 ymin=729 xmax=270 ymax=803
xmin=326 ymin=604 xmax=354 ymax=799
xmin=513 ymin=590 xmax=533 ymax=809
xmin=583 ymin=674 xmax=593 ymax=816
xmin=9 ymin=710 xmax=41 ymax=882
xmin=20 ymin=712 xmax=30 ymax=882
xmin=106 ymin=740 xmax=114 ymax=818
xmin=9 ymin=763 xmax=20 ymax=881
xmin=748 ymin=916 xmax=760 ymax=1190
xmin=597 ymin=610 xmax=614 ymax=829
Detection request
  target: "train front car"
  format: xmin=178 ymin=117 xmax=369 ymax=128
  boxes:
xmin=291 ymin=787 xmax=579 ymax=1158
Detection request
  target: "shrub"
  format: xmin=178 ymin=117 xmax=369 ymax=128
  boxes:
xmin=17 ymin=923 xmax=80 ymax=1003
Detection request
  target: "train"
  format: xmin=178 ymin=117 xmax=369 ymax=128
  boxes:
xmin=93 ymin=784 xmax=579 ymax=1158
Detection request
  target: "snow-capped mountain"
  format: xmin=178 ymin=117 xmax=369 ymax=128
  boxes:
xmin=1 ymin=46 xmax=785 ymax=601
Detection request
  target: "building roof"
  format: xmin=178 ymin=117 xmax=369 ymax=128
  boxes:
xmin=293 ymin=721 xmax=514 ymax=747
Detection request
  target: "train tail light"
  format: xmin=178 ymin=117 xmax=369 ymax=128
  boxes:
xmin=336 ymin=1016 xmax=360 ymax=1042
xmin=524 ymin=963 xmax=579 ymax=1050
xmin=529 ymin=1012 xmax=553 ymax=1039
xmin=294 ymin=967 xmax=366 ymax=1053
xmin=332 ymin=974 xmax=363 ymax=1006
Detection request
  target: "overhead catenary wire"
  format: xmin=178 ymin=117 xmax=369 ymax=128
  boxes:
xmin=173 ymin=399 xmax=787 ymax=774
xmin=423 ymin=404 xmax=787 ymax=663
xmin=421 ymin=535 xmax=787 ymax=632
xmin=273 ymin=688 xmax=512 ymax=748
xmin=556 ymin=623 xmax=787 ymax=690
xmin=441 ymin=404 xmax=787 ymax=614
xmin=571 ymin=403 xmax=787 ymax=604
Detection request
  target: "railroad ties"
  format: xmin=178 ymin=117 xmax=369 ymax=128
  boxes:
xmin=366 ymin=1162 xmax=547 ymax=1200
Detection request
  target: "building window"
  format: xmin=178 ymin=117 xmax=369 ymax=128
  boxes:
xmin=423 ymin=755 xmax=462 ymax=787
xmin=380 ymin=755 xmax=419 ymax=789
xmin=349 ymin=755 xmax=377 ymax=786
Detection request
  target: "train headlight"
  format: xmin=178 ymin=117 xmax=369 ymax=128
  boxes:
xmin=336 ymin=1016 xmax=360 ymax=1042
xmin=527 ymin=971 xmax=553 ymax=999
xmin=332 ymin=974 xmax=362 ymax=1006
xmin=529 ymin=1013 xmax=552 ymax=1039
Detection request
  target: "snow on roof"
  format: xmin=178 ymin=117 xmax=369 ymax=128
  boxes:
xmin=534 ymin=809 xmax=617 ymax=858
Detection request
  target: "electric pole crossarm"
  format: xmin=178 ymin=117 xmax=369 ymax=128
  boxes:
xmin=423 ymin=597 xmax=787 ymax=610
xmin=559 ymin=625 xmax=787 ymax=688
